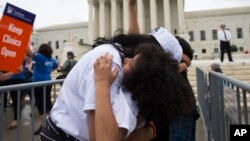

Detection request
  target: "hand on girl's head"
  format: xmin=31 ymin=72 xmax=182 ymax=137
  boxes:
xmin=94 ymin=53 xmax=119 ymax=86
xmin=182 ymin=54 xmax=191 ymax=67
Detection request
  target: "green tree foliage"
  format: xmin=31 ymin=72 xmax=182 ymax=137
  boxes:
xmin=231 ymin=44 xmax=238 ymax=52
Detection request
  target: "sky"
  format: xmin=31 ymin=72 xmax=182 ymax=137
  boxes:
xmin=1 ymin=0 xmax=250 ymax=29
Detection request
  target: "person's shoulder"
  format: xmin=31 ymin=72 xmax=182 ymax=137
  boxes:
xmin=92 ymin=44 xmax=120 ymax=57
xmin=94 ymin=44 xmax=116 ymax=51
xmin=33 ymin=52 xmax=44 ymax=60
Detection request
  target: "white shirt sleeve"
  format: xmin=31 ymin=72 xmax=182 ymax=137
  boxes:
xmin=112 ymin=88 xmax=138 ymax=137
xmin=83 ymin=67 xmax=96 ymax=111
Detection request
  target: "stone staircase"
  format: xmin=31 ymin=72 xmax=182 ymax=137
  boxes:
xmin=187 ymin=60 xmax=250 ymax=97
xmin=51 ymin=60 xmax=250 ymax=99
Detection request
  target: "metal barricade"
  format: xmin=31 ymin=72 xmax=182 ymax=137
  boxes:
xmin=0 ymin=79 xmax=63 ymax=141
xmin=196 ymin=67 xmax=250 ymax=141
xmin=196 ymin=67 xmax=211 ymax=141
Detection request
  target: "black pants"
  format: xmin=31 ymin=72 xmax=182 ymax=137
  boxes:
xmin=220 ymin=41 xmax=233 ymax=62
xmin=0 ymin=80 xmax=10 ymax=108
xmin=9 ymin=79 xmax=26 ymax=120
xmin=34 ymin=86 xmax=52 ymax=115
xmin=40 ymin=116 xmax=80 ymax=141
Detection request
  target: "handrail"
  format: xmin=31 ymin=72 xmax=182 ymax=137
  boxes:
xmin=196 ymin=67 xmax=250 ymax=141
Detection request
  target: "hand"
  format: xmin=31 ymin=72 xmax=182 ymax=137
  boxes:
xmin=18 ymin=65 xmax=23 ymax=72
xmin=182 ymin=54 xmax=191 ymax=67
xmin=178 ymin=63 xmax=188 ymax=73
xmin=94 ymin=53 xmax=119 ymax=86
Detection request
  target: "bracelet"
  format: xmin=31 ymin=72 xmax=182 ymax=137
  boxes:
xmin=146 ymin=123 xmax=157 ymax=139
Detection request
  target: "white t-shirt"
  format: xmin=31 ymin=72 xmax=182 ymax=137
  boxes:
xmin=50 ymin=44 xmax=138 ymax=141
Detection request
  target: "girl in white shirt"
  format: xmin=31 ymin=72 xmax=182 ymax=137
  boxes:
xmin=40 ymin=33 xmax=186 ymax=141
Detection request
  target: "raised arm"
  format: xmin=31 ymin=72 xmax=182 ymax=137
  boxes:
xmin=93 ymin=54 xmax=126 ymax=141
xmin=128 ymin=0 xmax=140 ymax=34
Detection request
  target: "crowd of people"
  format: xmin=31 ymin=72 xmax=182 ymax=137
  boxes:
xmin=0 ymin=44 xmax=76 ymax=134
xmin=2 ymin=0 xmax=232 ymax=140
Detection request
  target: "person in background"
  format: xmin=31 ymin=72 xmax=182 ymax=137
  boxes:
xmin=26 ymin=43 xmax=58 ymax=135
xmin=56 ymin=51 xmax=77 ymax=79
xmin=167 ymin=36 xmax=200 ymax=141
xmin=24 ymin=55 xmax=35 ymax=83
xmin=7 ymin=62 xmax=26 ymax=129
xmin=218 ymin=24 xmax=233 ymax=62
xmin=0 ymin=71 xmax=14 ymax=112
xmin=128 ymin=1 xmax=199 ymax=140
xmin=211 ymin=63 xmax=223 ymax=73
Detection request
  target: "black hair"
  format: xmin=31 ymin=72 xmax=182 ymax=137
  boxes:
xmin=123 ymin=43 xmax=192 ymax=128
xmin=67 ymin=51 xmax=75 ymax=59
xmin=175 ymin=36 xmax=199 ymax=123
xmin=38 ymin=43 xmax=53 ymax=58
xmin=213 ymin=68 xmax=223 ymax=73
xmin=175 ymin=36 xmax=193 ymax=60
xmin=92 ymin=33 xmax=160 ymax=59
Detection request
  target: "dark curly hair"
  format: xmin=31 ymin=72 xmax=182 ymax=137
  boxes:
xmin=38 ymin=43 xmax=53 ymax=58
xmin=93 ymin=34 xmax=193 ymax=127
xmin=122 ymin=43 xmax=192 ymax=127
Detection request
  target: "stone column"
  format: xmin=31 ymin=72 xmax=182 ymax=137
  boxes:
xmin=105 ymin=1 xmax=111 ymax=37
xmin=88 ymin=0 xmax=94 ymax=44
xmin=111 ymin=0 xmax=117 ymax=35
xmin=123 ymin=0 xmax=129 ymax=31
xmin=177 ymin=0 xmax=185 ymax=34
xmin=137 ymin=0 xmax=145 ymax=33
xmin=163 ymin=0 xmax=171 ymax=31
xmin=150 ymin=0 xmax=157 ymax=30
xmin=99 ymin=0 xmax=106 ymax=37
xmin=94 ymin=3 xmax=99 ymax=39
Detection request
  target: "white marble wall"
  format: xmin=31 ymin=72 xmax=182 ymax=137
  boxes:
xmin=36 ymin=22 xmax=90 ymax=62
xmin=185 ymin=7 xmax=250 ymax=59
xmin=87 ymin=0 xmax=185 ymax=43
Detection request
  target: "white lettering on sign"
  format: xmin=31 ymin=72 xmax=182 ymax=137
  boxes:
xmin=2 ymin=34 xmax=22 ymax=47
xmin=8 ymin=23 xmax=23 ymax=36
xmin=1 ymin=47 xmax=16 ymax=58
xmin=234 ymin=129 xmax=247 ymax=136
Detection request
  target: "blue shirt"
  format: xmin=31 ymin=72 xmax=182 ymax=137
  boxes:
xmin=32 ymin=53 xmax=58 ymax=82
xmin=11 ymin=62 xmax=25 ymax=80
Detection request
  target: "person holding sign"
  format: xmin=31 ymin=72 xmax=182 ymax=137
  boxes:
xmin=0 ymin=3 xmax=36 ymax=73
xmin=7 ymin=62 xmax=27 ymax=129
xmin=27 ymin=43 xmax=58 ymax=135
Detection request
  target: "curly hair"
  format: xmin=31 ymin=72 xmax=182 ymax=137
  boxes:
xmin=38 ymin=43 xmax=53 ymax=58
xmin=123 ymin=43 xmax=191 ymax=127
